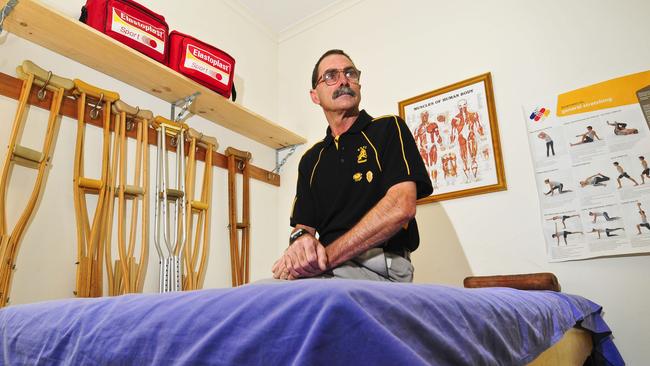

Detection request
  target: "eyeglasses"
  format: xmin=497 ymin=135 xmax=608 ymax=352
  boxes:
xmin=316 ymin=67 xmax=361 ymax=86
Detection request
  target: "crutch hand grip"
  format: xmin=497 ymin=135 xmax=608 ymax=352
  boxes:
xmin=78 ymin=177 xmax=103 ymax=191
xmin=12 ymin=145 xmax=44 ymax=164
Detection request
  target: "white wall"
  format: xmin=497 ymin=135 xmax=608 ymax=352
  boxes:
xmin=277 ymin=0 xmax=650 ymax=363
xmin=0 ymin=0 xmax=282 ymax=302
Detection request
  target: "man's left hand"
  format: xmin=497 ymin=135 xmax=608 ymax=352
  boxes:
xmin=272 ymin=234 xmax=328 ymax=280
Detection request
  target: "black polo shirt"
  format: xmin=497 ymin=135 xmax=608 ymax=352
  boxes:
xmin=290 ymin=110 xmax=433 ymax=252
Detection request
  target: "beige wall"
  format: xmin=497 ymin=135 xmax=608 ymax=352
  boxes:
xmin=411 ymin=204 xmax=471 ymax=285
xmin=276 ymin=0 xmax=650 ymax=363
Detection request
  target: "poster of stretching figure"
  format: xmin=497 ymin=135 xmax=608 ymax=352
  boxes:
xmin=398 ymin=73 xmax=506 ymax=203
xmin=524 ymin=70 xmax=650 ymax=262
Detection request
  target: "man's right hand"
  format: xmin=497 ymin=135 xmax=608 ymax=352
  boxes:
xmin=272 ymin=234 xmax=328 ymax=279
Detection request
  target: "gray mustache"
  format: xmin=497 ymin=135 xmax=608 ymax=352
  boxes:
xmin=333 ymin=86 xmax=356 ymax=99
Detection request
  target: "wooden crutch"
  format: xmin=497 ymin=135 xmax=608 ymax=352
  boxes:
xmin=72 ymin=79 xmax=120 ymax=298
xmin=0 ymin=60 xmax=73 ymax=307
xmin=183 ymin=128 xmax=218 ymax=290
xmin=225 ymin=147 xmax=252 ymax=287
xmin=152 ymin=116 xmax=188 ymax=293
xmin=104 ymin=101 xmax=152 ymax=295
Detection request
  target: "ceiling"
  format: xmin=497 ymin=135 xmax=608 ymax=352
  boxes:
xmin=236 ymin=0 xmax=342 ymax=34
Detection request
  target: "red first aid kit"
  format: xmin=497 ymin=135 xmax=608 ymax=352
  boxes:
xmin=168 ymin=31 xmax=236 ymax=99
xmin=80 ymin=0 xmax=169 ymax=64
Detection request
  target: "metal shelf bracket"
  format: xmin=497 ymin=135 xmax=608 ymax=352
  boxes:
xmin=170 ymin=92 xmax=200 ymax=122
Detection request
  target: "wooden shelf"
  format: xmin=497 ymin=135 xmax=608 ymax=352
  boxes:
xmin=0 ymin=0 xmax=306 ymax=149
xmin=0 ymin=72 xmax=281 ymax=186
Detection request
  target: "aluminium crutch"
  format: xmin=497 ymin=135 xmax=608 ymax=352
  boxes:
xmin=225 ymin=147 xmax=252 ymax=287
xmin=0 ymin=60 xmax=73 ymax=307
xmin=72 ymin=79 xmax=120 ymax=298
xmin=104 ymin=101 xmax=152 ymax=295
xmin=183 ymin=128 xmax=217 ymax=290
xmin=152 ymin=116 xmax=188 ymax=293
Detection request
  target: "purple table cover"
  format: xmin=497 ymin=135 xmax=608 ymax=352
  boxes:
xmin=0 ymin=279 xmax=624 ymax=365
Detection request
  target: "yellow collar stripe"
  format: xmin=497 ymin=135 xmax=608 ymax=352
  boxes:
xmin=372 ymin=115 xmax=393 ymax=121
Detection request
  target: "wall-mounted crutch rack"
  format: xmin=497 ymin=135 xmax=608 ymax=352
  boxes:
xmin=0 ymin=60 xmax=73 ymax=307
xmin=1 ymin=70 xmax=296 ymax=291
xmin=0 ymin=71 xmax=284 ymax=187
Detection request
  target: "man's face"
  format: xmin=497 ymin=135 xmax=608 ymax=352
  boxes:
xmin=420 ymin=111 xmax=429 ymax=123
xmin=310 ymin=54 xmax=361 ymax=113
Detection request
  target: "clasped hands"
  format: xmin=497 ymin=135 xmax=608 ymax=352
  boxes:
xmin=271 ymin=233 xmax=328 ymax=280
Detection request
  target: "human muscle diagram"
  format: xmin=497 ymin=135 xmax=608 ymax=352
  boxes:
xmin=401 ymin=79 xmax=500 ymax=199
xmin=525 ymin=70 xmax=650 ymax=262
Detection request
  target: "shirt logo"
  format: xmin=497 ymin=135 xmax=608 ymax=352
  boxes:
xmin=366 ymin=171 xmax=373 ymax=183
xmin=357 ymin=146 xmax=368 ymax=163
xmin=353 ymin=172 xmax=363 ymax=182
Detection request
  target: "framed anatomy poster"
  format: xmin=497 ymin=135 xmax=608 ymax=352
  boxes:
xmin=398 ymin=72 xmax=506 ymax=203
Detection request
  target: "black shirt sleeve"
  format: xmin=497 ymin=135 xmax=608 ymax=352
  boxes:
xmin=290 ymin=153 xmax=318 ymax=228
xmin=379 ymin=116 xmax=433 ymax=199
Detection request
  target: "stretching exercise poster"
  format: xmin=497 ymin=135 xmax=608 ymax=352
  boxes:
xmin=524 ymin=70 xmax=650 ymax=262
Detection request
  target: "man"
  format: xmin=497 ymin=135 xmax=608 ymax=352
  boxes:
xmin=637 ymin=202 xmax=649 ymax=235
xmin=570 ymin=126 xmax=600 ymax=146
xmin=589 ymin=227 xmax=624 ymax=239
xmin=588 ymin=210 xmax=619 ymax=223
xmin=551 ymin=223 xmax=582 ymax=246
xmin=543 ymin=178 xmax=571 ymax=195
xmin=579 ymin=173 xmax=610 ymax=187
xmin=546 ymin=214 xmax=579 ymax=229
xmin=537 ymin=131 xmax=554 ymax=157
xmin=271 ymin=49 xmax=432 ymax=282
xmin=640 ymin=156 xmax=649 ymax=184
xmin=613 ymin=161 xmax=638 ymax=188
xmin=606 ymin=121 xmax=638 ymax=135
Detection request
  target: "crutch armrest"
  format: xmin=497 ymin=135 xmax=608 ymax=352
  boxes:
xmin=152 ymin=116 xmax=188 ymax=132
xmin=73 ymin=79 xmax=120 ymax=102
xmin=187 ymin=128 xmax=219 ymax=149
xmin=17 ymin=60 xmax=75 ymax=91
xmin=112 ymin=100 xmax=154 ymax=120
xmin=225 ymin=147 xmax=252 ymax=161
